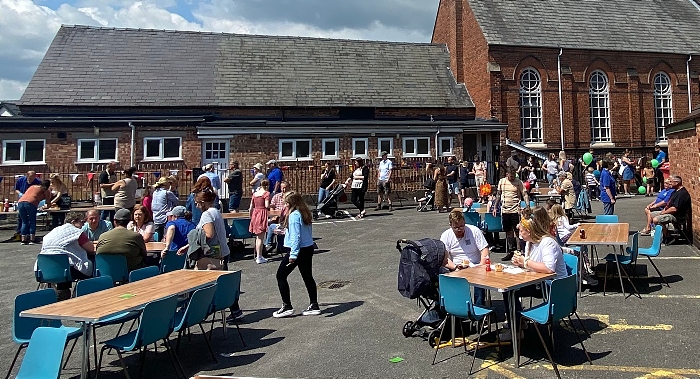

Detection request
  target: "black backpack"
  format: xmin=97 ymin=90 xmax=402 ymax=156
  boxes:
xmin=397 ymin=238 xmax=445 ymax=300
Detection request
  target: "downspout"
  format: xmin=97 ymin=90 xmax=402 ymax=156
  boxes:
xmin=129 ymin=122 xmax=135 ymax=167
xmin=687 ymin=54 xmax=693 ymax=112
xmin=558 ymin=48 xmax=565 ymax=150
xmin=432 ymin=115 xmax=440 ymax=161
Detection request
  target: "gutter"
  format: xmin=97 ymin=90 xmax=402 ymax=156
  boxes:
xmin=558 ymin=48 xmax=565 ymax=150
xmin=688 ymin=54 xmax=693 ymax=112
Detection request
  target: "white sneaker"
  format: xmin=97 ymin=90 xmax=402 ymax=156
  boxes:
xmin=582 ymin=277 xmax=599 ymax=286
xmin=272 ymin=304 xmax=294 ymax=318
xmin=301 ymin=303 xmax=321 ymax=316
xmin=256 ymin=257 xmax=268 ymax=264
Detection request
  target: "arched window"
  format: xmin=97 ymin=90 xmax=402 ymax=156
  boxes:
xmin=654 ymin=72 xmax=673 ymax=142
xmin=589 ymin=70 xmax=611 ymax=143
xmin=519 ymin=67 xmax=542 ymax=143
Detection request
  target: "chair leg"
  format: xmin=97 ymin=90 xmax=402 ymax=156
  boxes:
xmin=647 ymin=256 xmax=670 ymax=287
xmin=199 ymin=323 xmax=219 ymax=363
xmin=603 ymin=261 xmax=609 ymax=296
xmin=136 ymin=347 xmax=147 ymax=379
xmin=4 ymin=344 xmax=26 ymax=379
xmin=468 ymin=318 xmax=485 ymax=376
xmin=573 ymin=311 xmax=591 ymax=338
xmin=567 ymin=316 xmax=592 ymax=364
xmin=93 ymin=325 xmax=99 ymax=373
xmin=493 ymin=314 xmax=503 ymax=361
xmin=432 ymin=317 xmax=448 ymax=365
xmin=115 ymin=349 xmax=132 ymax=379
xmin=220 ymin=310 xmax=228 ymax=339
xmin=163 ymin=339 xmax=184 ymax=379
xmin=231 ymin=318 xmax=247 ymax=347
xmin=532 ymin=324 xmax=561 ymax=379
xmin=62 ymin=338 xmax=78 ymax=369
xmin=96 ymin=345 xmax=110 ymax=379
xmin=164 ymin=338 xmax=186 ymax=379
xmin=620 ymin=264 xmax=641 ymax=298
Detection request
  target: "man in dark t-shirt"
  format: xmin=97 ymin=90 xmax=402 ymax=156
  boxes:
xmin=445 ymin=156 xmax=460 ymax=208
xmin=224 ymin=161 xmax=243 ymax=212
xmin=651 ymin=175 xmax=691 ymax=244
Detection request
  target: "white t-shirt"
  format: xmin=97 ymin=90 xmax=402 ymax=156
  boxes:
xmin=546 ymin=160 xmax=559 ymax=175
xmin=378 ymin=159 xmax=393 ymax=181
xmin=440 ymin=224 xmax=489 ymax=265
xmin=526 ymin=236 xmax=567 ymax=279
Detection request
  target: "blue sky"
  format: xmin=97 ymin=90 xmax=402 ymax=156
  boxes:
xmin=0 ymin=0 xmax=440 ymax=100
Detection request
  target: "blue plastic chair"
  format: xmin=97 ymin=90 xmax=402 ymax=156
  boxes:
xmin=96 ymin=295 xmax=184 ymax=379
xmin=595 ymin=215 xmax=619 ymax=223
xmin=16 ymin=327 xmax=70 ymax=379
xmin=638 ymin=225 xmax=668 ymax=287
xmin=95 ymin=254 xmax=129 ymax=284
xmin=563 ymin=254 xmax=578 ymax=276
xmin=173 ymin=285 xmax=218 ymax=362
xmin=463 ymin=212 xmax=481 ymax=227
xmin=433 ymin=275 xmax=501 ymax=373
xmin=520 ymin=275 xmax=592 ymax=379
xmin=160 ymin=251 xmax=187 ymax=273
xmin=208 ymin=270 xmax=245 ymax=345
xmin=231 ymin=218 xmax=253 ymax=242
xmin=129 ymin=266 xmax=160 ymax=282
xmin=603 ymin=232 xmax=641 ymax=298
xmin=470 ymin=202 xmax=481 ymax=209
xmin=483 ymin=213 xmax=506 ymax=251
xmin=35 ymin=254 xmax=72 ymax=290
xmin=6 ymin=289 xmax=82 ymax=379
xmin=520 ymin=200 xmax=536 ymax=208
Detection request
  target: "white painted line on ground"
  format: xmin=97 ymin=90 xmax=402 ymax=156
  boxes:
xmin=651 ymin=256 xmax=700 ymax=260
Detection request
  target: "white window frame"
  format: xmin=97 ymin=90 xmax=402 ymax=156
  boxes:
xmin=402 ymin=137 xmax=431 ymax=157
xmin=589 ymin=70 xmax=612 ymax=143
xmin=352 ymin=138 xmax=369 ymax=158
xmin=2 ymin=139 xmax=46 ymax=165
xmin=438 ymin=137 xmax=454 ymax=157
xmin=77 ymin=138 xmax=118 ymax=163
xmin=321 ymin=138 xmax=339 ymax=159
xmin=519 ymin=67 xmax=543 ymax=143
xmin=377 ymin=138 xmax=394 ymax=157
xmin=143 ymin=137 xmax=182 ymax=161
xmin=654 ymin=72 xmax=673 ymax=143
xmin=278 ymin=139 xmax=313 ymax=161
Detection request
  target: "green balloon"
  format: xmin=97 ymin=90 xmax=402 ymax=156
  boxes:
xmin=638 ymin=186 xmax=647 ymax=195
xmin=642 ymin=177 xmax=647 ymax=184
xmin=651 ymin=159 xmax=659 ymax=168
xmin=582 ymin=152 xmax=593 ymax=166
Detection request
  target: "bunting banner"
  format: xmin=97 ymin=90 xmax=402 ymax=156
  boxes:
xmin=87 ymin=172 xmax=95 ymax=181
xmin=169 ymin=170 xmax=179 ymax=176
xmin=69 ymin=174 xmax=80 ymax=183
xmin=152 ymin=172 xmax=161 ymax=179
xmin=184 ymin=169 xmax=192 ymax=176
xmin=137 ymin=172 xmax=145 ymax=180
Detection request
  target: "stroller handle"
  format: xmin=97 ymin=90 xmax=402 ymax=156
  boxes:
xmin=396 ymin=239 xmax=420 ymax=252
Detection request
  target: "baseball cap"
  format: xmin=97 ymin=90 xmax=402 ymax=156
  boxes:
xmin=266 ymin=159 xmax=277 ymax=165
xmin=380 ymin=151 xmax=388 ymax=156
xmin=253 ymin=163 xmax=264 ymax=171
xmin=114 ymin=208 xmax=132 ymax=221
xmin=167 ymin=205 xmax=186 ymax=218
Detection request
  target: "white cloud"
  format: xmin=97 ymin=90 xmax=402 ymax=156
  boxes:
xmin=0 ymin=79 xmax=27 ymax=101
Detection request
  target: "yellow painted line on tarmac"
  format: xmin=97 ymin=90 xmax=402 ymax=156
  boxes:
xmin=634 ymin=370 xmax=690 ymax=379
xmin=549 ymin=364 xmax=700 ymax=376
xmin=571 ymin=314 xmax=673 ymax=334
xmin=481 ymin=357 xmax=527 ymax=379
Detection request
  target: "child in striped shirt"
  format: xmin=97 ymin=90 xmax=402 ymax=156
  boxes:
xmin=585 ymin=167 xmax=599 ymax=200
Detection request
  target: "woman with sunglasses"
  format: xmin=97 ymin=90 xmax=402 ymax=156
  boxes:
xmin=499 ymin=206 xmax=567 ymax=341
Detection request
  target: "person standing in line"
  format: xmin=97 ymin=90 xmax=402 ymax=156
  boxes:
xmin=599 ymin=159 xmax=617 ymax=215
xmin=151 ymin=177 xmax=178 ymax=240
xmin=99 ymin=161 xmax=118 ymax=222
xmin=14 ymin=171 xmax=41 ymax=240
xmin=112 ymin=166 xmax=138 ymax=214
xmin=317 ymin=162 xmax=337 ymax=206
xmin=494 ymin=168 xmax=529 ymax=261
xmin=224 ymin=161 xmax=243 ymax=213
xmin=345 ymin=157 xmax=370 ymax=218
xmin=472 ymin=156 xmax=487 ymax=203
xmin=444 ymin=156 xmax=461 ymax=209
xmin=266 ymin=160 xmax=284 ymax=195
xmin=433 ymin=161 xmax=449 ymax=212
xmin=17 ymin=180 xmax=52 ymax=245
xmin=272 ymin=192 xmax=320 ymax=318
xmin=249 ymin=179 xmax=270 ymax=264
xmin=375 ymin=151 xmax=393 ymax=211
xmin=250 ymin=163 xmax=265 ymax=193
xmin=198 ymin=163 xmax=221 ymax=191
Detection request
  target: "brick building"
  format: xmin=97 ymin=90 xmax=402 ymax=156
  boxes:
xmin=0 ymin=25 xmax=505 ymax=201
xmin=432 ymin=0 xmax=700 ymax=159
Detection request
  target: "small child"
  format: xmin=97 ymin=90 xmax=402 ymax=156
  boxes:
xmin=643 ymin=162 xmax=655 ymax=197
xmin=585 ymin=166 xmax=599 ymax=200
xmin=462 ymin=197 xmax=474 ymax=212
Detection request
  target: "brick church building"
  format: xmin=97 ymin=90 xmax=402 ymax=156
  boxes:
xmin=432 ymin=0 xmax=700 ymax=159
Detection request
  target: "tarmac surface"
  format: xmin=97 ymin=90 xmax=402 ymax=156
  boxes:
xmin=1 ymin=195 xmax=700 ymax=379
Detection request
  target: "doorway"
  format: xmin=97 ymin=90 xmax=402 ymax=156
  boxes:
xmin=201 ymin=140 xmax=229 ymax=199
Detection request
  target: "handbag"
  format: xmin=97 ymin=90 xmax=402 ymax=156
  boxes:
xmin=423 ymin=177 xmax=436 ymax=190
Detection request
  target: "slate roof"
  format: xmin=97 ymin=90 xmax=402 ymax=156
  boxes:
xmin=467 ymin=0 xmax=700 ymax=54
xmin=20 ymin=25 xmax=473 ymax=108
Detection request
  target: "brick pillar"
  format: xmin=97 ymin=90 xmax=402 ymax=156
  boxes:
xmin=627 ymin=69 xmax=641 ymax=146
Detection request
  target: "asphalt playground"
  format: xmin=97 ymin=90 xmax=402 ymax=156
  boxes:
xmin=1 ymin=195 xmax=700 ymax=379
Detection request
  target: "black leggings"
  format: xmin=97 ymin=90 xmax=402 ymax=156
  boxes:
xmin=276 ymin=245 xmax=317 ymax=306
xmin=56 ymin=267 xmax=92 ymax=290
xmin=351 ymin=189 xmax=365 ymax=212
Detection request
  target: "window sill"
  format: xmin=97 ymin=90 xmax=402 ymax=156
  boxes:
xmin=439 ymin=153 xmax=455 ymax=157
xmin=75 ymin=160 xmax=118 ymax=164
xmin=278 ymin=158 xmax=314 ymax=162
xmin=321 ymin=157 xmax=341 ymax=160
xmin=1 ymin=162 xmax=47 ymax=167
xmin=141 ymin=158 xmax=184 ymax=163
xmin=589 ymin=142 xmax=615 ymax=148
xmin=403 ymin=155 xmax=432 ymax=158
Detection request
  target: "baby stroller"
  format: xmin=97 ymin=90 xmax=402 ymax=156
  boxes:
xmin=313 ymin=183 xmax=347 ymax=220
xmin=416 ymin=177 xmax=436 ymax=212
xmin=397 ymin=238 xmax=447 ymax=346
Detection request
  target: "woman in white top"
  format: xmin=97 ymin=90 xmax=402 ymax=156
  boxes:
xmin=500 ymin=206 xmax=567 ymax=341
xmin=250 ymin=163 xmax=265 ymax=193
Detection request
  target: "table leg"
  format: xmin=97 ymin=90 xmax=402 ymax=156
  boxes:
xmin=509 ymin=291 xmax=520 ymax=367
xmin=614 ymin=246 xmax=627 ymax=299
xmin=81 ymin=322 xmax=90 ymax=379
xmin=578 ymin=246 xmax=584 ymax=298
xmin=450 ymin=315 xmax=456 ymax=348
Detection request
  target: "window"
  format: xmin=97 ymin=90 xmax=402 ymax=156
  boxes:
xmin=279 ymin=139 xmax=312 ymax=160
xmin=403 ymin=137 xmax=430 ymax=157
xmin=378 ymin=138 xmax=393 ymax=156
xmin=438 ymin=137 xmax=454 ymax=156
xmin=589 ymin=70 xmax=611 ymax=143
xmin=143 ymin=137 xmax=181 ymax=160
xmin=203 ymin=141 xmax=227 ymax=160
xmin=2 ymin=139 xmax=45 ymax=164
xmin=321 ymin=139 xmax=339 ymax=159
xmin=77 ymin=139 xmax=117 ymax=162
xmin=352 ymin=138 xmax=368 ymax=158
xmin=519 ymin=67 xmax=543 ymax=143
xmin=654 ymin=72 xmax=673 ymax=142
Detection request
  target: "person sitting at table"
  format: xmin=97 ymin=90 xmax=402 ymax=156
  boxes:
xmin=82 ymin=208 xmax=113 ymax=241
xmin=127 ymin=204 xmax=155 ymax=243
xmin=500 ymin=206 xmax=567 ymax=341
xmin=96 ymin=208 xmax=147 ymax=271
xmin=48 ymin=173 xmax=70 ymax=229
xmin=151 ymin=177 xmax=179 ymax=241
xmin=640 ymin=178 xmax=675 ymax=235
xmin=440 ymin=209 xmax=490 ymax=306
xmin=17 ymin=180 xmax=53 ymax=245
xmin=648 ymin=175 xmax=691 ymax=245
xmin=37 ymin=211 xmax=95 ymax=300
xmin=161 ymin=206 xmax=195 ymax=258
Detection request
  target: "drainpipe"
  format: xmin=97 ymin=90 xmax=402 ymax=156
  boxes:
xmin=432 ymin=115 xmax=440 ymax=161
xmin=687 ymin=54 xmax=693 ymax=112
xmin=129 ymin=122 xmax=135 ymax=167
xmin=558 ymin=48 xmax=565 ymax=151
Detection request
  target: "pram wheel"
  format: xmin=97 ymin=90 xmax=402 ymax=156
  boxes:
xmin=428 ymin=329 xmax=440 ymax=348
xmin=402 ymin=321 xmax=415 ymax=337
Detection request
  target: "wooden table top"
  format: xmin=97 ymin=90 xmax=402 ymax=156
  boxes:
xmin=465 ymin=207 xmax=489 ymax=214
xmin=21 ymin=270 xmax=229 ymax=323
xmin=445 ymin=266 xmax=556 ymax=292
xmin=532 ymin=187 xmax=560 ymax=196
xmin=567 ymin=223 xmax=630 ymax=246
xmin=145 ymin=241 xmax=166 ymax=252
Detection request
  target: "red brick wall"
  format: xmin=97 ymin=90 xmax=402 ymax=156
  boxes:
xmin=668 ymin=123 xmax=700 ymax=246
